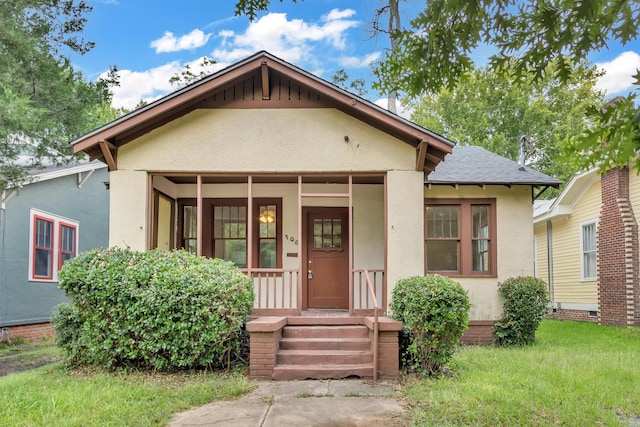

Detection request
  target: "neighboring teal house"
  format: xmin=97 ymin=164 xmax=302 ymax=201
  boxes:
xmin=0 ymin=161 xmax=109 ymax=341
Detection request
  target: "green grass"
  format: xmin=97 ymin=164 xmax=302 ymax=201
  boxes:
xmin=0 ymin=363 xmax=253 ymax=427
xmin=404 ymin=320 xmax=640 ymax=426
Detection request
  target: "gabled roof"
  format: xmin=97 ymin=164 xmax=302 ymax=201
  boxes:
xmin=425 ymin=146 xmax=562 ymax=187
xmin=71 ymin=51 xmax=454 ymax=173
xmin=533 ymin=168 xmax=600 ymax=224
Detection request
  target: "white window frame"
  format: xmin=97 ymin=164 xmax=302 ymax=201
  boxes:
xmin=580 ymin=219 xmax=597 ymax=281
xmin=28 ymin=209 xmax=79 ymax=282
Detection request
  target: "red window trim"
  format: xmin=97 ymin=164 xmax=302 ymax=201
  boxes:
xmin=425 ymin=198 xmax=497 ymax=277
xmin=32 ymin=215 xmax=54 ymax=280
xmin=58 ymin=222 xmax=78 ymax=271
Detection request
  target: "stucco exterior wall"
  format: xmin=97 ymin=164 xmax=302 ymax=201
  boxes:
xmin=386 ymin=170 xmax=426 ymax=306
xmin=424 ymin=185 xmax=534 ymax=320
xmin=109 ymin=169 xmax=147 ymax=250
xmin=549 ymin=179 xmax=601 ymax=306
xmin=118 ymin=109 xmax=415 ymax=172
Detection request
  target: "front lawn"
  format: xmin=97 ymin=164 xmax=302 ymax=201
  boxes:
xmin=404 ymin=320 xmax=640 ymax=426
xmin=0 ymin=362 xmax=252 ymax=427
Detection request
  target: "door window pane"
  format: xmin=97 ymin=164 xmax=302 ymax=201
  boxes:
xmin=314 ymin=218 xmax=341 ymax=249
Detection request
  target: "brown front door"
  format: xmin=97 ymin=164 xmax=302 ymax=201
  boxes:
xmin=305 ymin=207 xmax=349 ymax=309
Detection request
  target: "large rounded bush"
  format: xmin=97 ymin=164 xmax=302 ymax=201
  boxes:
xmin=493 ymin=276 xmax=550 ymax=346
xmin=391 ymin=274 xmax=471 ymax=376
xmin=53 ymin=248 xmax=254 ymax=370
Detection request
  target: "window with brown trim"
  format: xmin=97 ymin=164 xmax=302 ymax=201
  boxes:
xmin=425 ymin=199 xmax=496 ymax=276
xmin=178 ymin=198 xmax=282 ymax=268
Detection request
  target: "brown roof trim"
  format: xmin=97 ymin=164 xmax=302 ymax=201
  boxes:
xmin=72 ymin=51 xmax=454 ymax=162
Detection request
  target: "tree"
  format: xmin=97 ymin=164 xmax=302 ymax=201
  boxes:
xmin=0 ymin=1 xmax=113 ymax=194
xmin=411 ymin=61 xmax=605 ymax=190
xmin=234 ymin=0 xmax=640 ymax=173
xmin=371 ymin=0 xmax=640 ymax=173
xmin=331 ymin=69 xmax=368 ymax=97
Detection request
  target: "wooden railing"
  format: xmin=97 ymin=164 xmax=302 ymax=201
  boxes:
xmin=245 ymin=269 xmax=300 ymax=315
xmin=363 ymin=269 xmax=380 ymax=381
xmin=246 ymin=268 xmax=385 ymax=317
xmin=352 ymin=269 xmax=385 ymax=312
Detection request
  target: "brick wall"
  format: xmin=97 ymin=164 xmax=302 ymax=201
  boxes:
xmin=598 ymin=167 xmax=640 ymax=326
xmin=547 ymin=309 xmax=598 ymax=323
xmin=1 ymin=322 xmax=55 ymax=342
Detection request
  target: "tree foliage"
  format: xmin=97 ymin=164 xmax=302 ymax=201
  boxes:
xmin=372 ymin=0 xmax=640 ymax=173
xmin=0 ymin=1 xmax=114 ymax=193
xmin=411 ymin=61 xmax=605 ymax=188
xmin=331 ymin=69 xmax=368 ymax=97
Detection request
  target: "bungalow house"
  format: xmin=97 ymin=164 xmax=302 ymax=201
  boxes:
xmin=534 ymin=166 xmax=640 ymax=327
xmin=71 ymin=51 xmax=559 ymax=380
xmin=0 ymin=161 xmax=109 ymax=341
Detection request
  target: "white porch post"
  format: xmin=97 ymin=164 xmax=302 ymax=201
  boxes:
xmin=297 ymin=175 xmax=303 ymax=313
xmin=348 ymin=175 xmax=354 ymax=314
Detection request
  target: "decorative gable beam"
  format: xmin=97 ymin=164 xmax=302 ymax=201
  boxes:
xmin=261 ymin=61 xmax=270 ymax=100
xmin=416 ymin=140 xmax=428 ymax=171
xmin=77 ymin=169 xmax=95 ymax=188
xmin=99 ymin=140 xmax=117 ymax=171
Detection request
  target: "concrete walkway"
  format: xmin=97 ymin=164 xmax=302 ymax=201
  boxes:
xmin=168 ymin=379 xmax=409 ymax=426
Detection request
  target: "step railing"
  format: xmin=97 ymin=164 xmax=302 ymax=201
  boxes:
xmin=352 ymin=269 xmax=385 ymax=312
xmin=363 ymin=269 xmax=379 ymax=381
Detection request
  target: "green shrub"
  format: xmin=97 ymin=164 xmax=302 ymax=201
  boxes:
xmin=390 ymin=274 xmax=471 ymax=376
xmin=53 ymin=248 xmax=254 ymax=370
xmin=493 ymin=276 xmax=550 ymax=346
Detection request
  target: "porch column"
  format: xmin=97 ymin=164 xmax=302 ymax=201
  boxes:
xmin=247 ymin=175 xmax=253 ymax=275
xmin=196 ymin=175 xmax=203 ymax=256
xmin=385 ymin=170 xmax=425 ymax=309
xmin=109 ymin=169 xmax=147 ymax=251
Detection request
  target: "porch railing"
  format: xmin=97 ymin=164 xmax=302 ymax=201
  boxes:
xmin=352 ymin=269 xmax=385 ymax=312
xmin=245 ymin=269 xmax=300 ymax=315
xmin=363 ymin=269 xmax=380 ymax=381
xmin=245 ymin=268 xmax=385 ymax=315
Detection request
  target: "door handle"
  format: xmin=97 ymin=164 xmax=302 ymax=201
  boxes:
xmin=307 ymin=270 xmax=313 ymax=279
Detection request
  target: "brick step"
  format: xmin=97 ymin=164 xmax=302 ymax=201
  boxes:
xmin=279 ymin=337 xmax=371 ymax=351
xmin=277 ymin=349 xmax=373 ymax=365
xmin=273 ymin=363 xmax=374 ymax=380
xmin=282 ymin=325 xmax=369 ymax=339
xmin=286 ymin=316 xmax=365 ymax=326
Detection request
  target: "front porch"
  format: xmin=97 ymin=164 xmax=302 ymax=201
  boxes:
xmin=148 ymin=172 xmax=416 ymax=379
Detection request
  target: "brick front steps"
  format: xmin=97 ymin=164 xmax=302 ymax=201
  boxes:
xmin=246 ymin=315 xmax=402 ymax=380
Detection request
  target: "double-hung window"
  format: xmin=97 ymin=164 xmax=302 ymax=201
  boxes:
xmin=179 ymin=198 xmax=282 ymax=268
xmin=581 ymin=221 xmax=597 ymax=280
xmin=29 ymin=209 xmax=79 ymax=282
xmin=425 ymin=199 xmax=496 ymax=276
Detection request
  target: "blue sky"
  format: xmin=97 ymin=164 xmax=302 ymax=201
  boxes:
xmin=72 ymin=0 xmax=640 ymax=111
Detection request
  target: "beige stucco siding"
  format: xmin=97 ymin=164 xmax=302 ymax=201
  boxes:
xmin=386 ymin=171 xmax=426 ymax=305
xmin=424 ymin=185 xmax=534 ymax=320
xmin=549 ymin=179 xmax=601 ymax=305
xmin=109 ymin=170 xmax=147 ymax=250
xmin=118 ymin=109 xmax=415 ymax=172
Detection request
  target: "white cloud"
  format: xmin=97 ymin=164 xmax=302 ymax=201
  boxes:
xmin=212 ymin=10 xmax=359 ymax=67
xmin=596 ymin=51 xmax=640 ymax=95
xmin=150 ymin=29 xmax=212 ymax=53
xmin=105 ymin=57 xmax=229 ymax=109
xmin=339 ymin=52 xmax=381 ymax=68
xmin=324 ymin=8 xmax=356 ymax=21
xmin=104 ymin=62 xmax=182 ymax=109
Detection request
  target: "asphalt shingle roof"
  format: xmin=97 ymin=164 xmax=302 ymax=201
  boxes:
xmin=425 ymin=146 xmax=562 ymax=187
